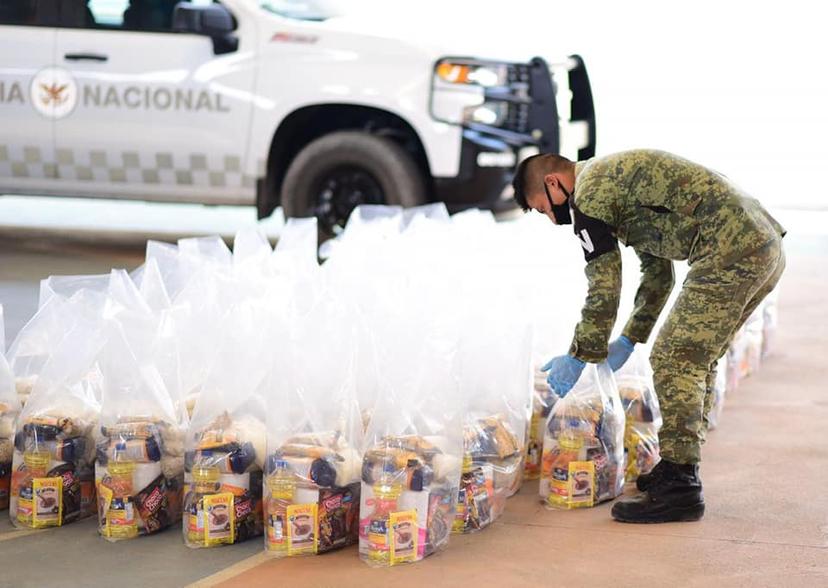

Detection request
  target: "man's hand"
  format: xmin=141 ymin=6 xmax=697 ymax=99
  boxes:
xmin=541 ymin=355 xmax=586 ymax=398
xmin=607 ymin=335 xmax=636 ymax=371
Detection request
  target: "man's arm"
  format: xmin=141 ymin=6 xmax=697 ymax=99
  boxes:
xmin=568 ymin=246 xmax=622 ymax=362
xmin=621 ymin=251 xmax=675 ymax=344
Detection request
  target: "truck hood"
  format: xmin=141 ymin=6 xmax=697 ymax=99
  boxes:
xmin=317 ymin=12 xmax=564 ymax=66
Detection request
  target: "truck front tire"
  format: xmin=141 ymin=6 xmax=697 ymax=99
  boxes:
xmin=280 ymin=131 xmax=425 ymax=236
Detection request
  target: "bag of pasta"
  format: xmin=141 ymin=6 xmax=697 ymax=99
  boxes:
xmin=615 ymin=349 xmax=661 ymax=484
xmin=539 ymin=363 xmax=625 ymax=509
xmin=264 ymin=297 xmax=362 ymax=557
xmin=183 ymin=302 xmax=268 ymax=549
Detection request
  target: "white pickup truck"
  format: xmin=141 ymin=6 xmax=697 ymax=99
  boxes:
xmin=0 ymin=0 xmax=595 ymax=235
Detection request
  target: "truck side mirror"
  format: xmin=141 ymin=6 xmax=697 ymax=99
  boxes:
xmin=173 ymin=2 xmax=238 ymax=54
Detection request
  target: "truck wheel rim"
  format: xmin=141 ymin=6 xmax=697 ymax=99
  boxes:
xmin=313 ymin=166 xmax=384 ymax=233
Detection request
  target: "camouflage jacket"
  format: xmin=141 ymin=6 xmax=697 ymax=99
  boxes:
xmin=568 ymin=149 xmax=785 ymax=362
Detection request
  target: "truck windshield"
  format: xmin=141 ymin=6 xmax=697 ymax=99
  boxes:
xmin=259 ymin=0 xmax=347 ymax=21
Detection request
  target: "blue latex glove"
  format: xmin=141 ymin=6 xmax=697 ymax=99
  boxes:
xmin=541 ymin=355 xmax=586 ymax=398
xmin=607 ymin=335 xmax=636 ymax=371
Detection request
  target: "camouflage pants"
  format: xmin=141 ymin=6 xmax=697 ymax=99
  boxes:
xmin=650 ymin=236 xmax=786 ymax=464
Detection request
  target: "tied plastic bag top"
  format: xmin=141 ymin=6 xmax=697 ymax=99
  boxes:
xmin=95 ymin=325 xmax=187 ymax=541
xmin=615 ymin=348 xmax=662 ymax=483
xmin=539 ymin=363 xmax=625 ymax=509
xmin=265 ymin=297 xmax=362 ymax=558
xmin=357 ymin=291 xmax=464 ymax=568
xmin=183 ymin=301 xmax=270 ymax=549
xmin=454 ymin=306 xmax=532 ymax=534
xmin=10 ymin=317 xmax=106 ymax=529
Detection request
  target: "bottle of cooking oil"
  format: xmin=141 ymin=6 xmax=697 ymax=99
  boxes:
xmin=265 ymin=459 xmax=295 ymax=554
xmin=105 ymin=461 xmax=138 ymax=539
xmin=366 ymin=479 xmax=403 ymax=565
xmin=185 ymin=465 xmax=221 ymax=546
xmin=547 ymin=433 xmax=585 ymax=509
xmin=452 ymin=453 xmax=474 ymax=533
xmin=17 ymin=451 xmax=50 ymax=527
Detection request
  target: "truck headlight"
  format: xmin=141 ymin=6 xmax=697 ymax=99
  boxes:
xmin=463 ymin=102 xmax=508 ymax=126
xmin=435 ymin=60 xmax=508 ymax=87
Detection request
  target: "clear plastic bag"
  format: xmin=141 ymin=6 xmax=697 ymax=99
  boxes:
xmin=727 ymin=325 xmax=748 ymax=390
xmin=95 ymin=325 xmax=186 ymax=541
xmin=183 ymin=302 xmax=268 ymax=549
xmin=615 ymin=349 xmax=661 ymax=484
xmin=7 ymin=295 xmax=73 ymax=408
xmin=525 ymin=367 xmax=555 ymax=481
xmin=707 ymin=359 xmax=728 ymax=432
xmin=10 ymin=318 xmax=105 ymax=528
xmin=761 ymin=288 xmax=780 ymax=359
xmin=539 ymin=363 xmax=625 ymax=509
xmin=743 ymin=307 xmax=765 ymax=377
xmin=264 ymin=298 xmax=362 ymax=557
xmin=358 ymin=296 xmax=463 ymax=567
xmin=0 ymin=333 xmax=18 ymax=510
xmin=454 ymin=313 xmax=531 ymax=534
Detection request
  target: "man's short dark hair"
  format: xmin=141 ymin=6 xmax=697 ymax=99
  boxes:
xmin=511 ymin=153 xmax=573 ymax=212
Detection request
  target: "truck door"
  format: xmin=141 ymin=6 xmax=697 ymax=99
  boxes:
xmin=0 ymin=1 xmax=58 ymax=194
xmin=52 ymin=0 xmax=256 ymax=205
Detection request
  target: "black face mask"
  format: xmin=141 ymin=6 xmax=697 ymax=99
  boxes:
xmin=544 ymin=182 xmax=573 ymax=225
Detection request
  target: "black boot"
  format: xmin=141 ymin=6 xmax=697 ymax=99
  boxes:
xmin=635 ymin=458 xmax=665 ymax=492
xmin=612 ymin=460 xmax=705 ymax=523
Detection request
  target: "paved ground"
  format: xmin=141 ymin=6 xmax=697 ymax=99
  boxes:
xmin=0 ymin=211 xmax=826 ymax=587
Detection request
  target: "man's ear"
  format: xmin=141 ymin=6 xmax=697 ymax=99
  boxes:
xmin=543 ymin=173 xmax=558 ymax=190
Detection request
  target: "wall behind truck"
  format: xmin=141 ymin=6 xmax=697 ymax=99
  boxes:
xmin=341 ymin=0 xmax=827 ymax=210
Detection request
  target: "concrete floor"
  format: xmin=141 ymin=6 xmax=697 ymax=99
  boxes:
xmin=0 ymin=229 xmax=826 ymax=587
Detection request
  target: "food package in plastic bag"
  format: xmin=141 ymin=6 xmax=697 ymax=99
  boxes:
xmin=10 ymin=319 xmax=105 ymax=528
xmin=742 ymin=307 xmax=764 ymax=377
xmin=95 ymin=326 xmax=186 ymax=541
xmin=454 ymin=315 xmax=531 ymax=534
xmin=524 ymin=367 xmax=555 ymax=481
xmin=707 ymin=359 xmax=728 ymax=432
xmin=539 ymin=363 xmax=625 ymax=509
xmin=761 ymin=288 xmax=780 ymax=359
xmin=0 ymin=350 xmax=18 ymax=510
xmin=615 ymin=349 xmax=661 ymax=484
xmin=726 ymin=326 xmax=747 ymax=394
xmin=358 ymin=303 xmax=463 ymax=567
xmin=264 ymin=299 xmax=362 ymax=557
xmin=183 ymin=303 xmax=268 ymax=549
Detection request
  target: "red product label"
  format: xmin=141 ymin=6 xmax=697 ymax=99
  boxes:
xmin=134 ymin=474 xmax=171 ymax=534
xmin=234 ymin=496 xmax=253 ymax=520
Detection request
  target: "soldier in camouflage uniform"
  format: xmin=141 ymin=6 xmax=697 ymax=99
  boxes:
xmin=512 ymin=149 xmax=785 ymax=523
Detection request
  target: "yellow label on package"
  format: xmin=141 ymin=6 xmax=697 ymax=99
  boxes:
xmin=389 ymin=510 xmax=419 ymax=565
xmin=98 ymin=483 xmax=113 ymax=530
xmin=203 ymin=493 xmax=235 ymax=546
xmin=32 ymin=477 xmax=63 ymax=527
xmin=566 ymin=461 xmax=595 ymax=508
xmin=99 ymin=483 xmax=139 ymax=539
xmin=286 ymin=503 xmax=318 ymax=556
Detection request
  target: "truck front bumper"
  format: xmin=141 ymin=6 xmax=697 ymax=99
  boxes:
xmin=434 ymin=55 xmax=596 ymax=212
